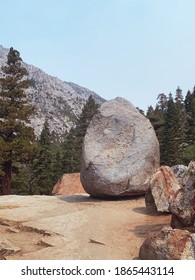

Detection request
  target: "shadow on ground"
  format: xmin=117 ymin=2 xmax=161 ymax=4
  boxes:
xmin=130 ymin=223 xmax=169 ymax=238
xmin=57 ymin=194 xmax=145 ymax=204
xmin=132 ymin=206 xmax=171 ymax=217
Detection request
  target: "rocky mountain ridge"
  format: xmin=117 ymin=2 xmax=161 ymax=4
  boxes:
xmin=0 ymin=45 xmax=105 ymax=138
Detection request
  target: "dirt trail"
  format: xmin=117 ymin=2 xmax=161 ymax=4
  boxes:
xmin=0 ymin=195 xmax=170 ymax=260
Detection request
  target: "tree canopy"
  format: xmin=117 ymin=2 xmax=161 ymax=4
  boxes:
xmin=0 ymin=47 xmax=37 ymax=195
xmin=147 ymin=87 xmax=195 ymax=166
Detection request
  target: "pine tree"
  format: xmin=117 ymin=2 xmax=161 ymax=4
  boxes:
xmin=12 ymin=162 xmax=34 ymax=195
xmin=147 ymin=93 xmax=167 ymax=164
xmin=39 ymin=119 xmax=51 ymax=146
xmin=74 ymin=95 xmax=99 ymax=165
xmin=157 ymin=93 xmax=168 ymax=112
xmin=184 ymin=89 xmax=195 ymax=145
xmin=32 ymin=120 xmax=54 ymax=194
xmin=61 ymin=95 xmax=99 ymax=173
xmin=53 ymin=151 xmax=63 ymax=182
xmin=76 ymin=95 xmax=99 ymax=138
xmin=61 ymin=127 xmax=78 ymax=173
xmin=161 ymin=93 xmax=184 ymax=165
xmin=175 ymin=86 xmax=184 ymax=103
xmin=0 ymin=47 xmax=36 ymax=195
xmin=174 ymin=87 xmax=185 ymax=146
xmin=182 ymin=88 xmax=195 ymax=163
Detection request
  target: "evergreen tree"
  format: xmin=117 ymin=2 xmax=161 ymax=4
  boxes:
xmin=53 ymin=151 xmax=63 ymax=182
xmin=147 ymin=87 xmax=195 ymax=165
xmin=175 ymin=86 xmax=184 ymax=103
xmin=161 ymin=93 xmax=184 ymax=165
xmin=12 ymin=162 xmax=34 ymax=195
xmin=61 ymin=127 xmax=78 ymax=173
xmin=182 ymin=144 xmax=195 ymax=164
xmin=156 ymin=93 xmax=168 ymax=112
xmin=146 ymin=104 xmax=164 ymax=137
xmin=74 ymin=95 xmax=99 ymax=164
xmin=182 ymin=88 xmax=195 ymax=163
xmin=76 ymin=95 xmax=99 ymax=138
xmin=61 ymin=95 xmax=99 ymax=173
xmin=0 ymin=47 xmax=36 ymax=195
xmin=184 ymin=89 xmax=195 ymax=145
xmin=39 ymin=119 xmax=51 ymax=146
xmin=32 ymin=120 xmax=54 ymax=194
xmin=174 ymin=88 xmax=185 ymax=162
xmin=147 ymin=94 xmax=167 ymax=164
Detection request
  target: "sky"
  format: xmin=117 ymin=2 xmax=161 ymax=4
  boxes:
xmin=1 ymin=0 xmax=195 ymax=112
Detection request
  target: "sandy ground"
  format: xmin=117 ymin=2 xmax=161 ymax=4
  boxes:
xmin=0 ymin=194 xmax=171 ymax=260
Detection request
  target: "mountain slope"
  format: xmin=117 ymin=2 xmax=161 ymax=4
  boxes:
xmin=0 ymin=45 xmax=105 ymax=138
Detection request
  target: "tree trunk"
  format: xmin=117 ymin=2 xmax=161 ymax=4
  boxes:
xmin=0 ymin=161 xmax=12 ymax=195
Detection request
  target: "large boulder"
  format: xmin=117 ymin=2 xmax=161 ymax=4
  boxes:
xmin=139 ymin=226 xmax=195 ymax=260
xmin=145 ymin=166 xmax=181 ymax=212
xmin=80 ymin=97 xmax=160 ymax=197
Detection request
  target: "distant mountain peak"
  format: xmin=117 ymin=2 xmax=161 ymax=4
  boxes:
xmin=0 ymin=45 xmax=105 ymax=139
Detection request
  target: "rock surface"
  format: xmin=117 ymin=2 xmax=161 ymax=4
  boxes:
xmin=52 ymin=173 xmax=86 ymax=195
xmin=80 ymin=97 xmax=159 ymax=197
xmin=0 ymin=237 xmax=20 ymax=259
xmin=171 ymin=161 xmax=195 ymax=187
xmin=139 ymin=226 xmax=195 ymax=260
xmin=0 ymin=195 xmax=170 ymax=260
xmin=170 ymin=175 xmax=195 ymax=229
xmin=171 ymin=164 xmax=188 ymax=186
xmin=145 ymin=166 xmax=181 ymax=212
xmin=187 ymin=161 xmax=195 ymax=175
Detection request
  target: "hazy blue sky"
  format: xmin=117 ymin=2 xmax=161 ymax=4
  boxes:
xmin=1 ymin=0 xmax=195 ymax=112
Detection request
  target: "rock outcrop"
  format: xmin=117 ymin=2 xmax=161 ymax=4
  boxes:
xmin=80 ymin=97 xmax=160 ymax=197
xmin=145 ymin=166 xmax=181 ymax=212
xmin=139 ymin=226 xmax=195 ymax=260
xmin=52 ymin=173 xmax=86 ymax=195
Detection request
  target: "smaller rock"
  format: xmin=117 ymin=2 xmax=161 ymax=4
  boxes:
xmin=187 ymin=161 xmax=195 ymax=176
xmin=171 ymin=161 xmax=195 ymax=187
xmin=145 ymin=166 xmax=181 ymax=212
xmin=52 ymin=173 xmax=86 ymax=195
xmin=171 ymin=214 xmax=195 ymax=233
xmin=139 ymin=226 xmax=195 ymax=260
xmin=0 ymin=237 xmax=20 ymax=259
xmin=170 ymin=175 xmax=195 ymax=229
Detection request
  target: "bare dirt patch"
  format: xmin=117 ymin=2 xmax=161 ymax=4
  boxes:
xmin=0 ymin=195 xmax=171 ymax=260
xmin=0 ymin=218 xmax=53 ymax=259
